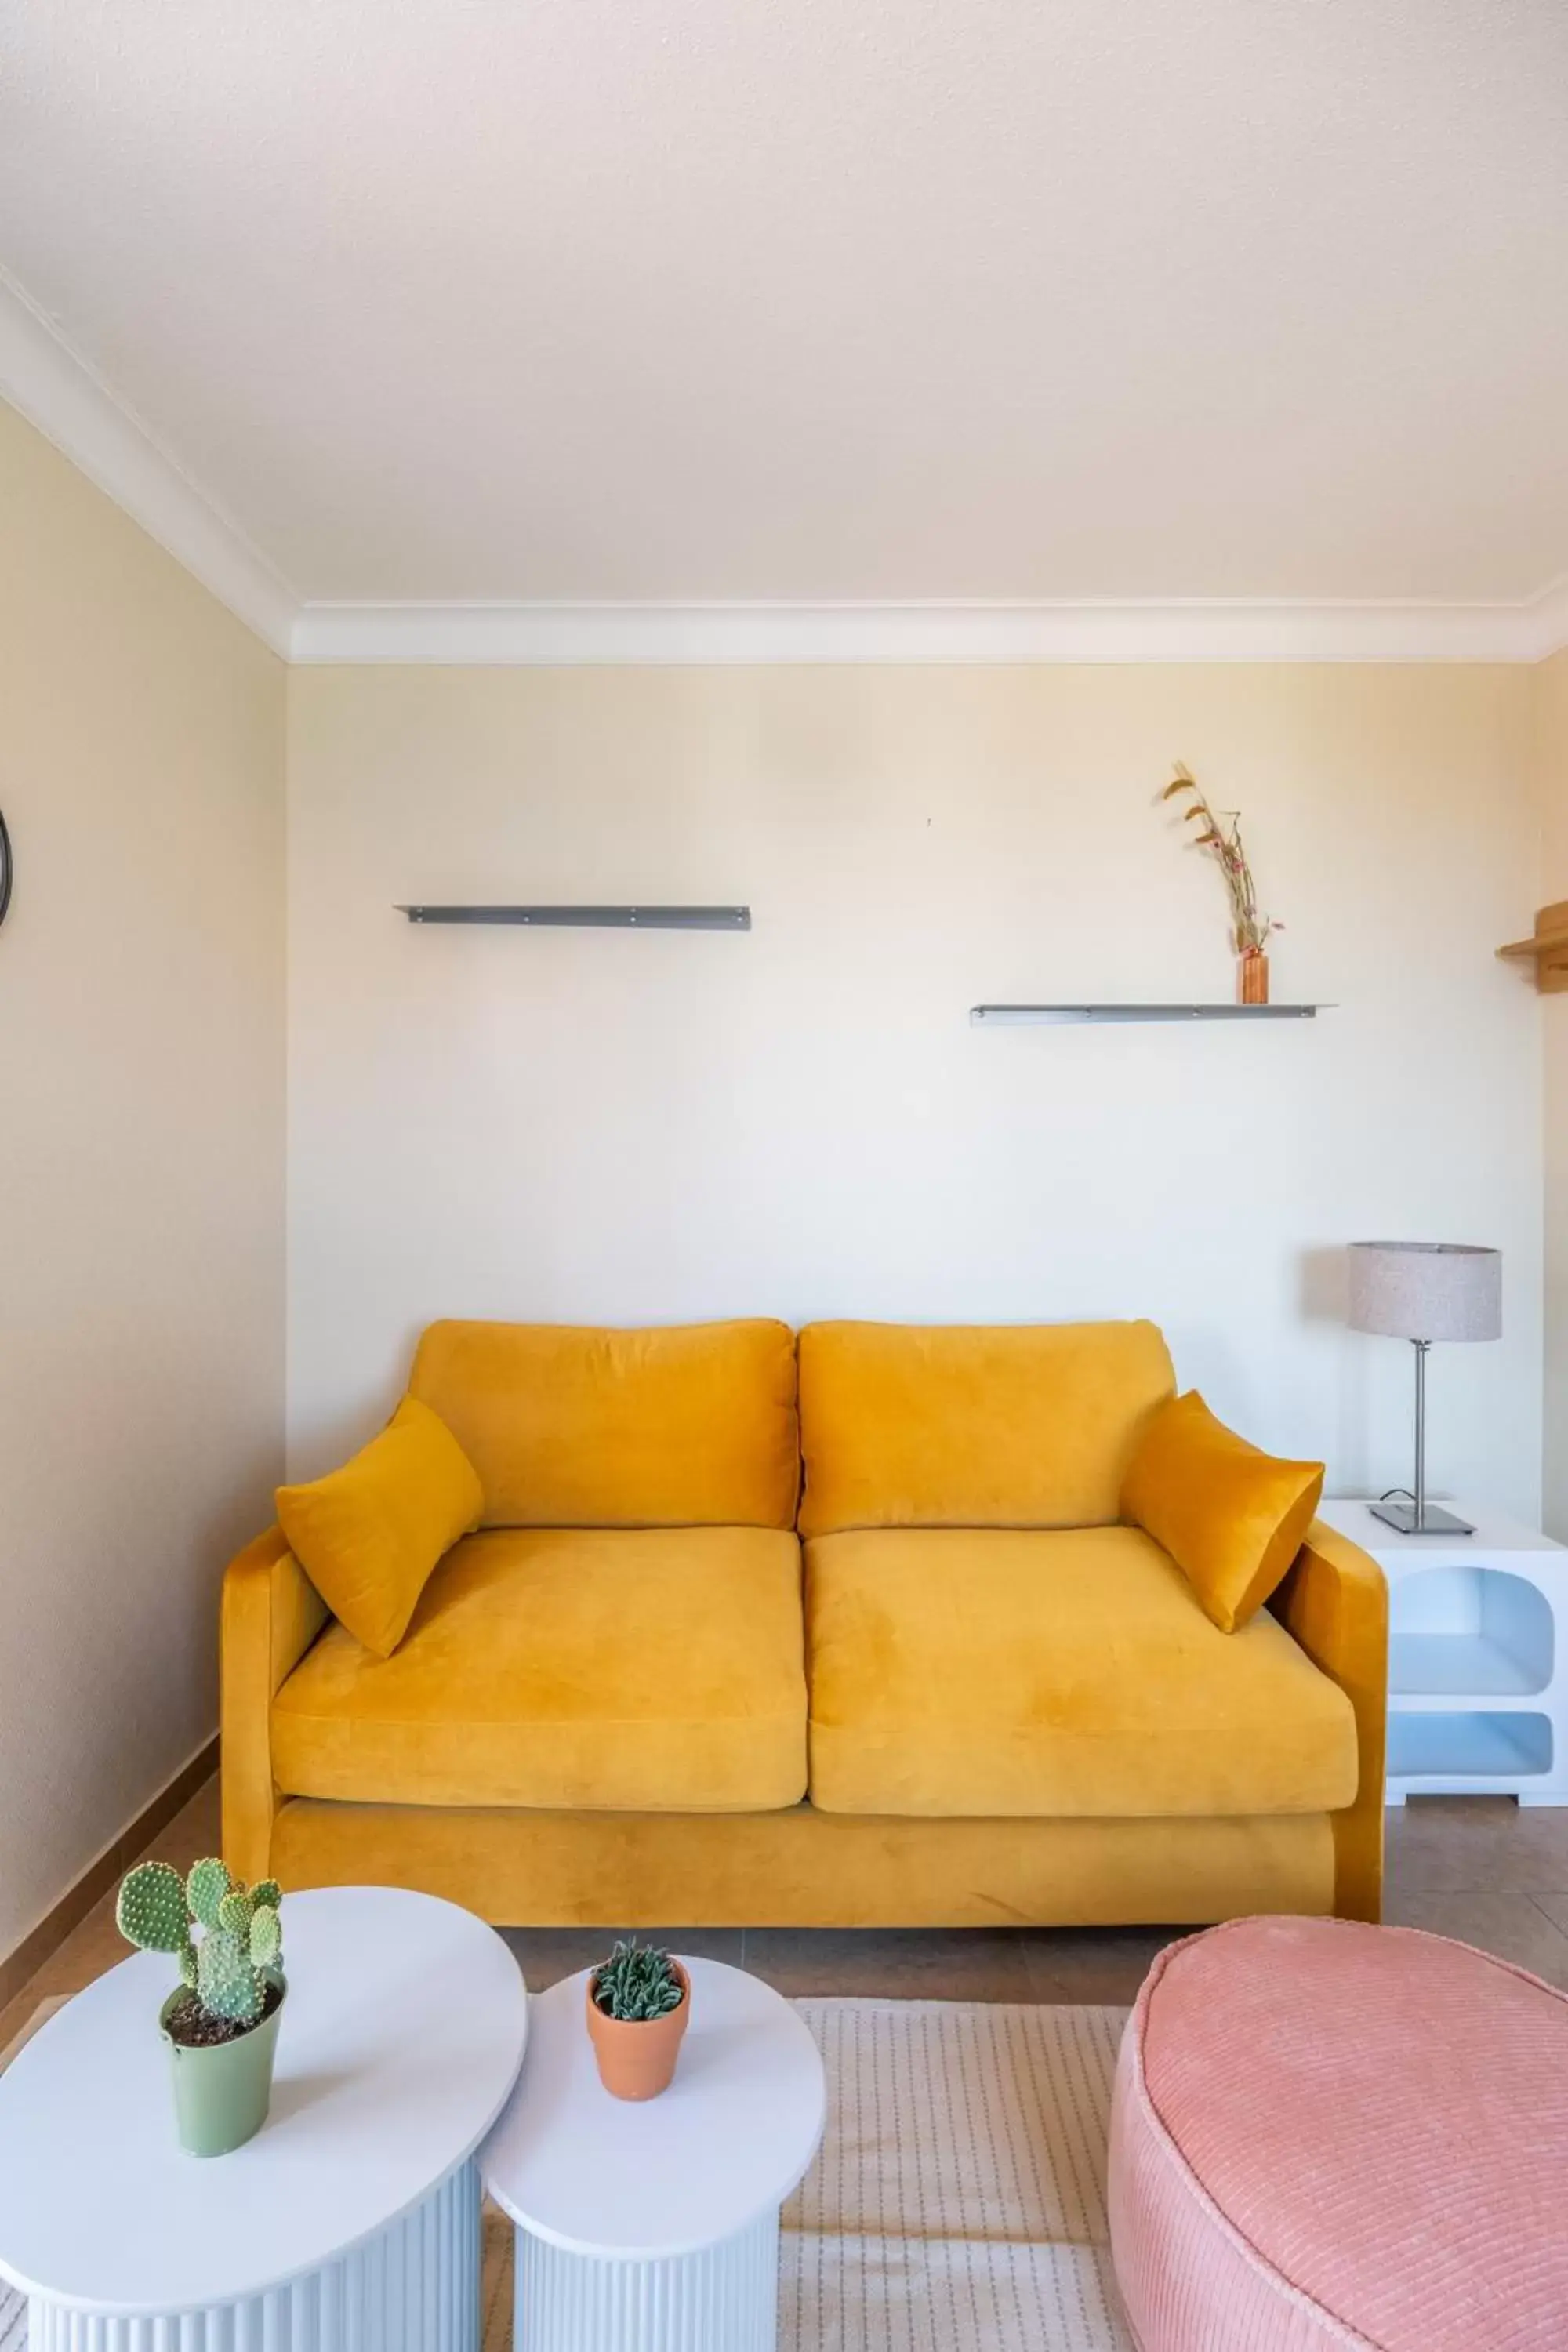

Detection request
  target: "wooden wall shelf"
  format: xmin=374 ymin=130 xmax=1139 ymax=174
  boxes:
xmin=1496 ymin=902 xmax=1568 ymax=993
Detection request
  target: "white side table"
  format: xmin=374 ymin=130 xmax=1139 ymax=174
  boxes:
xmin=1319 ymin=1500 xmax=1568 ymax=1806
xmin=0 ymin=1886 xmax=528 ymax=2350
xmin=483 ymin=1955 xmax=825 ymax=2352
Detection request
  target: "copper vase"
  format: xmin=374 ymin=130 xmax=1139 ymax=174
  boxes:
xmin=1239 ymin=950 xmax=1269 ymax=1005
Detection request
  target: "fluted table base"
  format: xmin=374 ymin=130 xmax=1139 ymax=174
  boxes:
xmin=28 ymin=2158 xmax=480 ymax=2352
xmin=515 ymin=2208 xmax=779 ymax=2352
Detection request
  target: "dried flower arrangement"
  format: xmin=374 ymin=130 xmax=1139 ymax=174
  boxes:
xmin=1162 ymin=764 xmax=1281 ymax=993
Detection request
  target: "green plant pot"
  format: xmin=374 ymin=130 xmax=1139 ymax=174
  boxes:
xmin=158 ymin=1976 xmax=285 ymax=2158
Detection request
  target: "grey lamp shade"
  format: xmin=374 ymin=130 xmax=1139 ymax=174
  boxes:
xmin=1347 ymin=1242 xmax=1501 ymax=1342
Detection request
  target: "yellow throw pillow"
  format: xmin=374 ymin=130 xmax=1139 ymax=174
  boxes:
xmin=276 ymin=1396 xmax=484 ymax=1657
xmin=1121 ymin=1389 xmax=1324 ymax=1633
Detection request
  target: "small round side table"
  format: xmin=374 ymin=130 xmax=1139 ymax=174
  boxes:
xmin=0 ymin=1886 xmax=527 ymax=2350
xmin=482 ymin=1955 xmax=825 ymax=2352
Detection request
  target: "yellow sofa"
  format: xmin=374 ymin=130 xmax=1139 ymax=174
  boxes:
xmin=222 ymin=1318 xmax=1388 ymax=1926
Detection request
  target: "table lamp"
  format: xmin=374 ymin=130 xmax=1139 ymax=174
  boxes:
xmin=1347 ymin=1241 xmax=1501 ymax=1535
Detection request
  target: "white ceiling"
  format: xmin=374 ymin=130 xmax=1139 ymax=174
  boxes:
xmin=2 ymin=0 xmax=1568 ymax=650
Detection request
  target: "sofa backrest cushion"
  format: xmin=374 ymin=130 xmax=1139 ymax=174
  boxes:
xmin=797 ymin=1319 xmax=1176 ymax=1536
xmin=408 ymin=1318 xmax=800 ymax=1529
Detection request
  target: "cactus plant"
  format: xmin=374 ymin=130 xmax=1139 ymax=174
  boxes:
xmin=117 ymin=1858 xmax=285 ymax=2036
xmin=250 ymin=1904 xmax=282 ymax=1968
xmin=187 ymin=1857 xmax=233 ymax=1930
xmin=114 ymin=1860 xmax=189 ymax=1954
xmin=590 ymin=1939 xmax=685 ymax=2022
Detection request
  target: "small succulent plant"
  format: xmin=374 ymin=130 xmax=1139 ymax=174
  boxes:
xmin=117 ymin=1858 xmax=284 ymax=2031
xmin=590 ymin=1939 xmax=685 ymax=2023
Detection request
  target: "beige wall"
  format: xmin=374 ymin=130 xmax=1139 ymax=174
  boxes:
xmin=1535 ymin=648 xmax=1568 ymax=1539
xmin=2 ymin=395 xmax=1558 ymax=1974
xmin=0 ymin=403 xmax=285 ymax=1963
xmin=288 ymin=664 xmax=1543 ymax=1519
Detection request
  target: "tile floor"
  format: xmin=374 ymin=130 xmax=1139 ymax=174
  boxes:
xmin=6 ymin=1780 xmax=1568 ymax=2053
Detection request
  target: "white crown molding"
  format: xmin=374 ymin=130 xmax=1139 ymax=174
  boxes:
xmin=290 ymin=590 xmax=1568 ymax=666
xmin=5 ymin=267 xmax=1568 ymax=670
xmin=0 ymin=270 xmax=296 ymax=656
xmin=1521 ymin=575 xmax=1568 ymax=664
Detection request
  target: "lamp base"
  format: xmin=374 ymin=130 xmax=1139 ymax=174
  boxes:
xmin=1368 ymin=1500 xmax=1475 ymax=1537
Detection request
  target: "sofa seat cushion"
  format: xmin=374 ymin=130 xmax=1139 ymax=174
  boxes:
xmin=272 ymin=1526 xmax=808 ymax=1811
xmin=804 ymin=1526 xmax=1358 ymax=1817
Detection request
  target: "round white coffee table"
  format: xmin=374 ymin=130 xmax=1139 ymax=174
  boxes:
xmin=482 ymin=1955 xmax=824 ymax=2352
xmin=0 ymin=1886 xmax=527 ymax=2350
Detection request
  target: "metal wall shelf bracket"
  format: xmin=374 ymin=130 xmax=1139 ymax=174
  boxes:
xmin=399 ymin=905 xmax=751 ymax=931
xmin=971 ymin=1003 xmax=1328 ymax=1025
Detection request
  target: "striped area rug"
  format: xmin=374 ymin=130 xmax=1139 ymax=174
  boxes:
xmin=1 ymin=1998 xmax=1133 ymax=2351
xmin=785 ymin=2001 xmax=1133 ymax=2351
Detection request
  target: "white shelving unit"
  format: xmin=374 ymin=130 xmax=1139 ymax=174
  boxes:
xmin=1318 ymin=1501 xmax=1568 ymax=1806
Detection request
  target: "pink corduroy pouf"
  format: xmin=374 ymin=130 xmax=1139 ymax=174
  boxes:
xmin=1109 ymin=1914 xmax=1568 ymax=2351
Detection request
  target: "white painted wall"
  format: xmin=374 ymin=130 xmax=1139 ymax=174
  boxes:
xmin=0 ymin=401 xmax=285 ymax=1964
xmin=1535 ymin=649 xmax=1568 ymax=1541
xmin=0 ymin=377 xmax=1558 ymax=1973
xmin=287 ymin=664 xmax=1543 ymax=1521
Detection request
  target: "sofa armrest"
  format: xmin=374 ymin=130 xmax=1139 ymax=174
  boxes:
xmin=1272 ymin=1517 xmax=1388 ymax=1921
xmin=220 ymin=1526 xmax=330 ymax=1885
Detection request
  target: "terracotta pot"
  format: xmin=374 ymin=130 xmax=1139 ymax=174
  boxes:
xmin=1239 ymin=949 xmax=1269 ymax=1005
xmin=586 ymin=1959 xmax=690 ymax=2101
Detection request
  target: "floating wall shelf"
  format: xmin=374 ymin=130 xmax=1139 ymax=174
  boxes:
xmin=1497 ymin=901 xmax=1568 ymax=993
xmin=398 ymin=905 xmax=751 ymax=931
xmin=971 ymin=1003 xmax=1328 ymax=1025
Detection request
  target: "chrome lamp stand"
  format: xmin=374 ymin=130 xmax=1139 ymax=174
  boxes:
xmin=1369 ymin=1340 xmax=1475 ymax=1537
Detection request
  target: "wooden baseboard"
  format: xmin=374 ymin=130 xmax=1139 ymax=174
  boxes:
xmin=0 ymin=1738 xmax=219 ymax=2014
